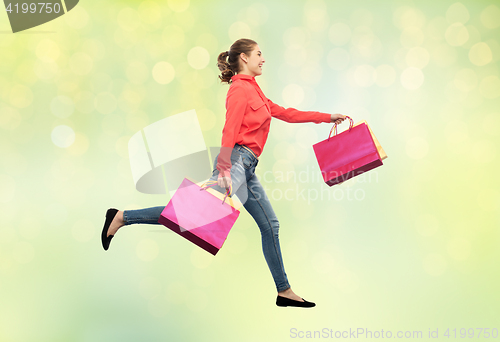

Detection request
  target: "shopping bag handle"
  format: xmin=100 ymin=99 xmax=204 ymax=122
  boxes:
xmin=199 ymin=180 xmax=232 ymax=205
xmin=328 ymin=115 xmax=354 ymax=141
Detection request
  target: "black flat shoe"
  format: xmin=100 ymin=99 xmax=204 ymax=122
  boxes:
xmin=276 ymin=295 xmax=316 ymax=308
xmin=101 ymin=208 xmax=118 ymax=251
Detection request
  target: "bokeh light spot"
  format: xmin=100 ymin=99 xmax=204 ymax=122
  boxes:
xmin=400 ymin=67 xmax=424 ymax=90
xmin=9 ymin=85 xmax=33 ymax=108
xmin=197 ymin=108 xmax=216 ymax=132
xmin=138 ymin=1 xmax=162 ymax=25
xmin=445 ymin=22 xmax=469 ymax=46
xmin=328 ymin=23 xmax=351 ymax=46
xmin=126 ymin=61 xmax=150 ymax=84
xmin=354 ymin=64 xmax=375 ymax=87
xmin=401 ymin=27 xmax=424 ymax=48
xmin=393 ymin=7 xmax=426 ymax=30
xmin=34 ymin=59 xmax=59 ymax=80
xmin=162 ymin=25 xmax=185 ymax=48
xmin=228 ymin=22 xmax=251 ymax=42
xmin=51 ymin=125 xmax=76 ymax=148
xmin=0 ymin=105 xmax=22 ymax=130
xmin=285 ymin=46 xmax=308 ymax=67
xmin=64 ymin=5 xmax=89 ymax=29
xmin=117 ymin=8 xmax=141 ymax=32
xmin=426 ymin=16 xmax=447 ymax=42
xmin=480 ymin=4 xmax=500 ymax=29
xmin=468 ymin=42 xmax=493 ymax=66
xmin=283 ymin=27 xmax=308 ymax=47
xmin=406 ymin=47 xmax=430 ymax=69
xmin=68 ymin=132 xmax=90 ymax=156
xmin=446 ymin=2 xmax=470 ymax=24
xmin=167 ymin=0 xmax=189 ymax=12
xmin=304 ymin=0 xmax=329 ymax=32
xmin=94 ymin=92 xmax=117 ymax=114
xmin=282 ymin=84 xmax=304 ymax=107
xmin=187 ymin=46 xmax=210 ymax=70
xmin=431 ymin=44 xmax=457 ymax=67
xmin=152 ymin=61 xmax=175 ymax=84
xmin=35 ymin=39 xmax=60 ymax=62
xmin=300 ymin=63 xmax=322 ymax=84
xmin=75 ymin=91 xmax=95 ymax=114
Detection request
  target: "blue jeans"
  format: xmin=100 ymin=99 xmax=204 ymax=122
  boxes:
xmin=123 ymin=144 xmax=291 ymax=292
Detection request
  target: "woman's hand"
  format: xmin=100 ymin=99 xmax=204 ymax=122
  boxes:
xmin=218 ymin=176 xmax=232 ymax=190
xmin=330 ymin=113 xmax=346 ymax=125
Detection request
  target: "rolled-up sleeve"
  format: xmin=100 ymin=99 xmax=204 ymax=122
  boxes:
xmin=216 ymin=85 xmax=248 ymax=179
xmin=268 ymin=98 xmax=331 ymax=124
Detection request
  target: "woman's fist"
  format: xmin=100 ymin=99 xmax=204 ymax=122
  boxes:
xmin=218 ymin=176 xmax=232 ymax=190
xmin=330 ymin=113 xmax=346 ymax=125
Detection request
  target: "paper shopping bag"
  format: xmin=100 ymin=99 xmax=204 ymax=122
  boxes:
xmin=158 ymin=177 xmax=240 ymax=255
xmin=312 ymin=116 xmax=383 ymax=186
xmin=353 ymin=120 xmax=387 ymax=160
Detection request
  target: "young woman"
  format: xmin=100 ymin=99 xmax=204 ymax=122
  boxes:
xmin=102 ymin=38 xmax=346 ymax=308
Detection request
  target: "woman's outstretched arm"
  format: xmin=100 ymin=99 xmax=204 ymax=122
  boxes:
xmin=268 ymin=98 xmax=344 ymax=124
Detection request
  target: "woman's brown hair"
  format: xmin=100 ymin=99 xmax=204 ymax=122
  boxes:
xmin=217 ymin=38 xmax=258 ymax=84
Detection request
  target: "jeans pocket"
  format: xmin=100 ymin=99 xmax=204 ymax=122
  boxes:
xmin=241 ymin=155 xmax=253 ymax=170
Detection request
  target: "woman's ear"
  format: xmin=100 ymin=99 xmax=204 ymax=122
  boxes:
xmin=239 ymin=52 xmax=247 ymax=64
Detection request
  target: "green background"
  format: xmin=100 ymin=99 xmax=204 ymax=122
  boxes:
xmin=1 ymin=0 xmax=499 ymax=341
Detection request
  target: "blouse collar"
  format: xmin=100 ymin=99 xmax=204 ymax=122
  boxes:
xmin=231 ymin=73 xmax=256 ymax=82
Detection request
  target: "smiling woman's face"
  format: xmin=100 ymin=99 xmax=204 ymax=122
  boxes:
xmin=240 ymin=44 xmax=265 ymax=77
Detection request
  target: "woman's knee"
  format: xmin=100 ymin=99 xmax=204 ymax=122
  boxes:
xmin=258 ymin=217 xmax=279 ymax=236
xmin=271 ymin=218 xmax=280 ymax=236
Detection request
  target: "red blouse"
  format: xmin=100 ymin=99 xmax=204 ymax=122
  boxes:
xmin=216 ymin=73 xmax=332 ymax=180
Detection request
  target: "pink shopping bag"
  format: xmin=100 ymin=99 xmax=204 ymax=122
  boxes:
xmin=158 ymin=178 xmax=240 ymax=255
xmin=312 ymin=116 xmax=383 ymax=186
